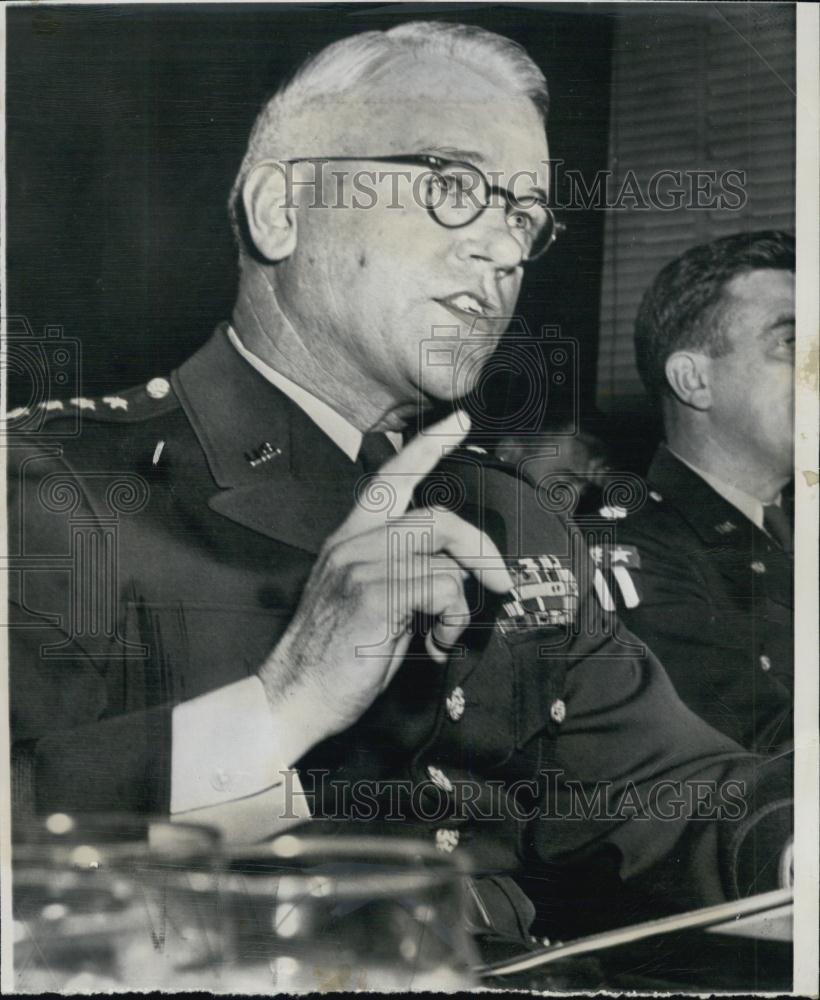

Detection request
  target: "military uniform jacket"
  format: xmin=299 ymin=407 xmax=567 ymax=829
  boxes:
xmin=7 ymin=328 xmax=792 ymax=938
xmin=614 ymin=446 xmax=793 ymax=753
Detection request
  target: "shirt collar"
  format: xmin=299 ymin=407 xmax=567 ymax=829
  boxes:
xmin=666 ymin=446 xmax=779 ymax=531
xmin=227 ymin=325 xmax=400 ymax=462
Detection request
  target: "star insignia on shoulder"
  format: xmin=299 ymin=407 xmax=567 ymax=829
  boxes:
xmin=3 ymin=406 xmax=30 ymax=420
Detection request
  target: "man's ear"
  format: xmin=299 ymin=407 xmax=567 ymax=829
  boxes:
xmin=664 ymin=351 xmax=713 ymax=410
xmin=242 ymin=161 xmax=297 ymax=262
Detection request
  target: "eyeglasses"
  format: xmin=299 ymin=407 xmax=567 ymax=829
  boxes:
xmin=282 ymin=154 xmax=564 ymax=263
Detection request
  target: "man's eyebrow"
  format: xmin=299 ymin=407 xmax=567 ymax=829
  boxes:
xmin=415 ymin=144 xmax=487 ymax=164
xmin=761 ymin=314 xmax=795 ymax=336
xmin=415 ymin=144 xmax=549 ymax=201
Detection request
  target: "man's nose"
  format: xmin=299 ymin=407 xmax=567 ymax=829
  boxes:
xmin=454 ymin=209 xmax=524 ymax=272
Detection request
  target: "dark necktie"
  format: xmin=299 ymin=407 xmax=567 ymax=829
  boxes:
xmin=358 ymin=431 xmax=396 ymax=473
xmin=763 ymin=502 xmax=793 ymax=552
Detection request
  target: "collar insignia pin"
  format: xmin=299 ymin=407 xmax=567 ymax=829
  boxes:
xmin=246 ymin=442 xmax=282 ymax=468
xmin=715 ymin=520 xmax=736 ymax=535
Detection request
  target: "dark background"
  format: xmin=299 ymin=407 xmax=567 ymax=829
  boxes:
xmin=7 ymin=3 xmax=614 ymax=429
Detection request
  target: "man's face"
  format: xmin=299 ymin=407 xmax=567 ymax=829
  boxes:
xmin=707 ymin=268 xmax=795 ymax=479
xmin=274 ymin=52 xmax=550 ymax=413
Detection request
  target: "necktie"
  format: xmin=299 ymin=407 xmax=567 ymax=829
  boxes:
xmin=358 ymin=431 xmax=396 ymax=473
xmin=763 ymin=502 xmax=793 ymax=552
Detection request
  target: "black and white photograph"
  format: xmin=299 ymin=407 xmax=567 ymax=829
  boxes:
xmin=1 ymin=1 xmax=817 ymax=994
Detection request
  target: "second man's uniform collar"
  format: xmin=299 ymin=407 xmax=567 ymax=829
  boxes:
xmin=666 ymin=445 xmax=779 ymax=532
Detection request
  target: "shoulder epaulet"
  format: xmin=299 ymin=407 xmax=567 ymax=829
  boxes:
xmin=3 ymin=375 xmax=178 ymax=429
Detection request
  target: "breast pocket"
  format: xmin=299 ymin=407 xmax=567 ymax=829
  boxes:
xmin=122 ymin=601 xmax=292 ymax=709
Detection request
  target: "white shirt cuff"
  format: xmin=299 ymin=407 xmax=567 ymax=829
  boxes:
xmin=170 ymin=676 xmax=312 ymax=841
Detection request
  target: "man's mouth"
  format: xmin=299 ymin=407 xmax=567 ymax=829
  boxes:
xmin=434 ymin=292 xmax=499 ymax=324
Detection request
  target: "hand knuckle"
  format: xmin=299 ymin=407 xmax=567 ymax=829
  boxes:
xmin=339 ymin=563 xmax=367 ymax=600
xmin=438 ymin=573 xmax=463 ymax=604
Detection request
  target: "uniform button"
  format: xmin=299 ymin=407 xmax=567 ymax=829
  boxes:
xmin=549 ymin=698 xmax=567 ymax=724
xmin=434 ymin=828 xmax=460 ymax=853
xmin=445 ymin=686 xmax=465 ymax=722
xmin=760 ymin=655 xmax=772 ymax=672
xmin=146 ymin=377 xmax=171 ymax=400
xmin=750 ymin=560 xmax=766 ymax=574
xmin=649 ymin=491 xmax=663 ymax=502
xmin=427 ymin=765 xmax=453 ymax=793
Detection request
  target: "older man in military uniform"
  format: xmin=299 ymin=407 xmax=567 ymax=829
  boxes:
xmin=614 ymin=232 xmax=794 ymax=753
xmin=7 ymin=24 xmax=792 ymax=948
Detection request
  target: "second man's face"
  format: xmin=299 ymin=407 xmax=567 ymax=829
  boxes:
xmin=707 ymin=268 xmax=795 ymax=477
xmin=275 ymin=52 xmax=551 ymax=413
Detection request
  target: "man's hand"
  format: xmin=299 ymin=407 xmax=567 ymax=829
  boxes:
xmin=257 ymin=411 xmax=513 ymax=754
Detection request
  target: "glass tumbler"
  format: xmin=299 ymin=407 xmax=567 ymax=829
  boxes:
xmin=213 ymin=833 xmax=481 ymax=993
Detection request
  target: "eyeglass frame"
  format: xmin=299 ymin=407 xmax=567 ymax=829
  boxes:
xmin=280 ymin=154 xmax=564 ymax=262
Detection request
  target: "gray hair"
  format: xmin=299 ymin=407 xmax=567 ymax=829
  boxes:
xmin=228 ymin=21 xmax=549 ymax=254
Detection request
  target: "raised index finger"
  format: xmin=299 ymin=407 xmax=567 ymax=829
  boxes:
xmin=339 ymin=410 xmax=469 ymax=539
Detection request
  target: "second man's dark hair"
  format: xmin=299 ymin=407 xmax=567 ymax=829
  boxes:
xmin=634 ymin=230 xmax=795 ymax=403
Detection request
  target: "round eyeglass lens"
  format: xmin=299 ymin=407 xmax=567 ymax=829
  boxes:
xmin=509 ymin=200 xmax=555 ymax=260
xmin=423 ymin=164 xmax=560 ymax=261
xmin=425 ymin=165 xmax=488 ymax=225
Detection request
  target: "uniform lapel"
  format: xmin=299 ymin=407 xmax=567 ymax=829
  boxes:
xmin=172 ymin=325 xmax=362 ymax=554
xmin=647 ymin=446 xmax=792 ymax=609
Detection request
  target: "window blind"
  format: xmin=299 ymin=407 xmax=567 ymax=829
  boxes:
xmin=596 ymin=3 xmax=796 ymax=411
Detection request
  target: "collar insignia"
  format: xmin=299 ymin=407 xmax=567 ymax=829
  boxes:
xmin=245 ymin=441 xmax=282 ymax=468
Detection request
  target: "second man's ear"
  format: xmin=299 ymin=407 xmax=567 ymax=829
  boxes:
xmin=242 ymin=161 xmax=298 ymax=262
xmin=664 ymin=350 xmax=713 ymax=410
